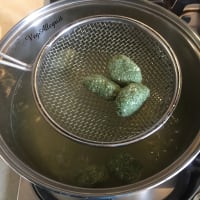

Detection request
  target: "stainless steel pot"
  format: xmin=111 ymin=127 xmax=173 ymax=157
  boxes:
xmin=0 ymin=0 xmax=200 ymax=199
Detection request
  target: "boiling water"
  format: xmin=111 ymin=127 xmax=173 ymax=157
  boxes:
xmin=10 ymin=73 xmax=189 ymax=187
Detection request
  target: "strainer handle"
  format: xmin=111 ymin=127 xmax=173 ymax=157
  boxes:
xmin=0 ymin=52 xmax=32 ymax=71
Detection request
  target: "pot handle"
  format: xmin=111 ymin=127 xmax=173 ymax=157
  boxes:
xmin=180 ymin=4 xmax=200 ymax=35
xmin=0 ymin=52 xmax=32 ymax=71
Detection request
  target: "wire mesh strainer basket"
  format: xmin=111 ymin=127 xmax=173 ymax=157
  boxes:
xmin=31 ymin=16 xmax=181 ymax=146
xmin=0 ymin=16 xmax=181 ymax=146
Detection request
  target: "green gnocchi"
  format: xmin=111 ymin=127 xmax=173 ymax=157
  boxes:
xmin=115 ymin=83 xmax=150 ymax=117
xmin=108 ymin=55 xmax=142 ymax=85
xmin=83 ymin=74 xmax=120 ymax=100
xmin=82 ymin=55 xmax=150 ymax=117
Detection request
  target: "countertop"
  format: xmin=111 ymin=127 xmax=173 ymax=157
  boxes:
xmin=0 ymin=0 xmax=44 ymax=39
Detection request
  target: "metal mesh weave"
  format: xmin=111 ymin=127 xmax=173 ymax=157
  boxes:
xmin=33 ymin=17 xmax=180 ymax=146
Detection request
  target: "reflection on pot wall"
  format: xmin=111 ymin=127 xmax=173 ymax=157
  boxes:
xmin=0 ymin=68 xmax=16 ymax=97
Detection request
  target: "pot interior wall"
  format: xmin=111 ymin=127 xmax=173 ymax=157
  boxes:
xmin=0 ymin=66 xmax=199 ymax=188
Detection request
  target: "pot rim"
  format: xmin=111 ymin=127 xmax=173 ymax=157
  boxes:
xmin=1 ymin=0 xmax=200 ymax=51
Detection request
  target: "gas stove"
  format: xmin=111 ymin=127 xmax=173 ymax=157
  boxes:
xmin=0 ymin=0 xmax=199 ymax=200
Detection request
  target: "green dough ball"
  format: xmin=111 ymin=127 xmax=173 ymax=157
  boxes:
xmin=107 ymin=153 xmax=143 ymax=183
xmin=83 ymin=74 xmax=120 ymax=100
xmin=76 ymin=165 xmax=108 ymax=187
xmin=108 ymin=55 xmax=142 ymax=85
xmin=115 ymin=83 xmax=150 ymax=117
